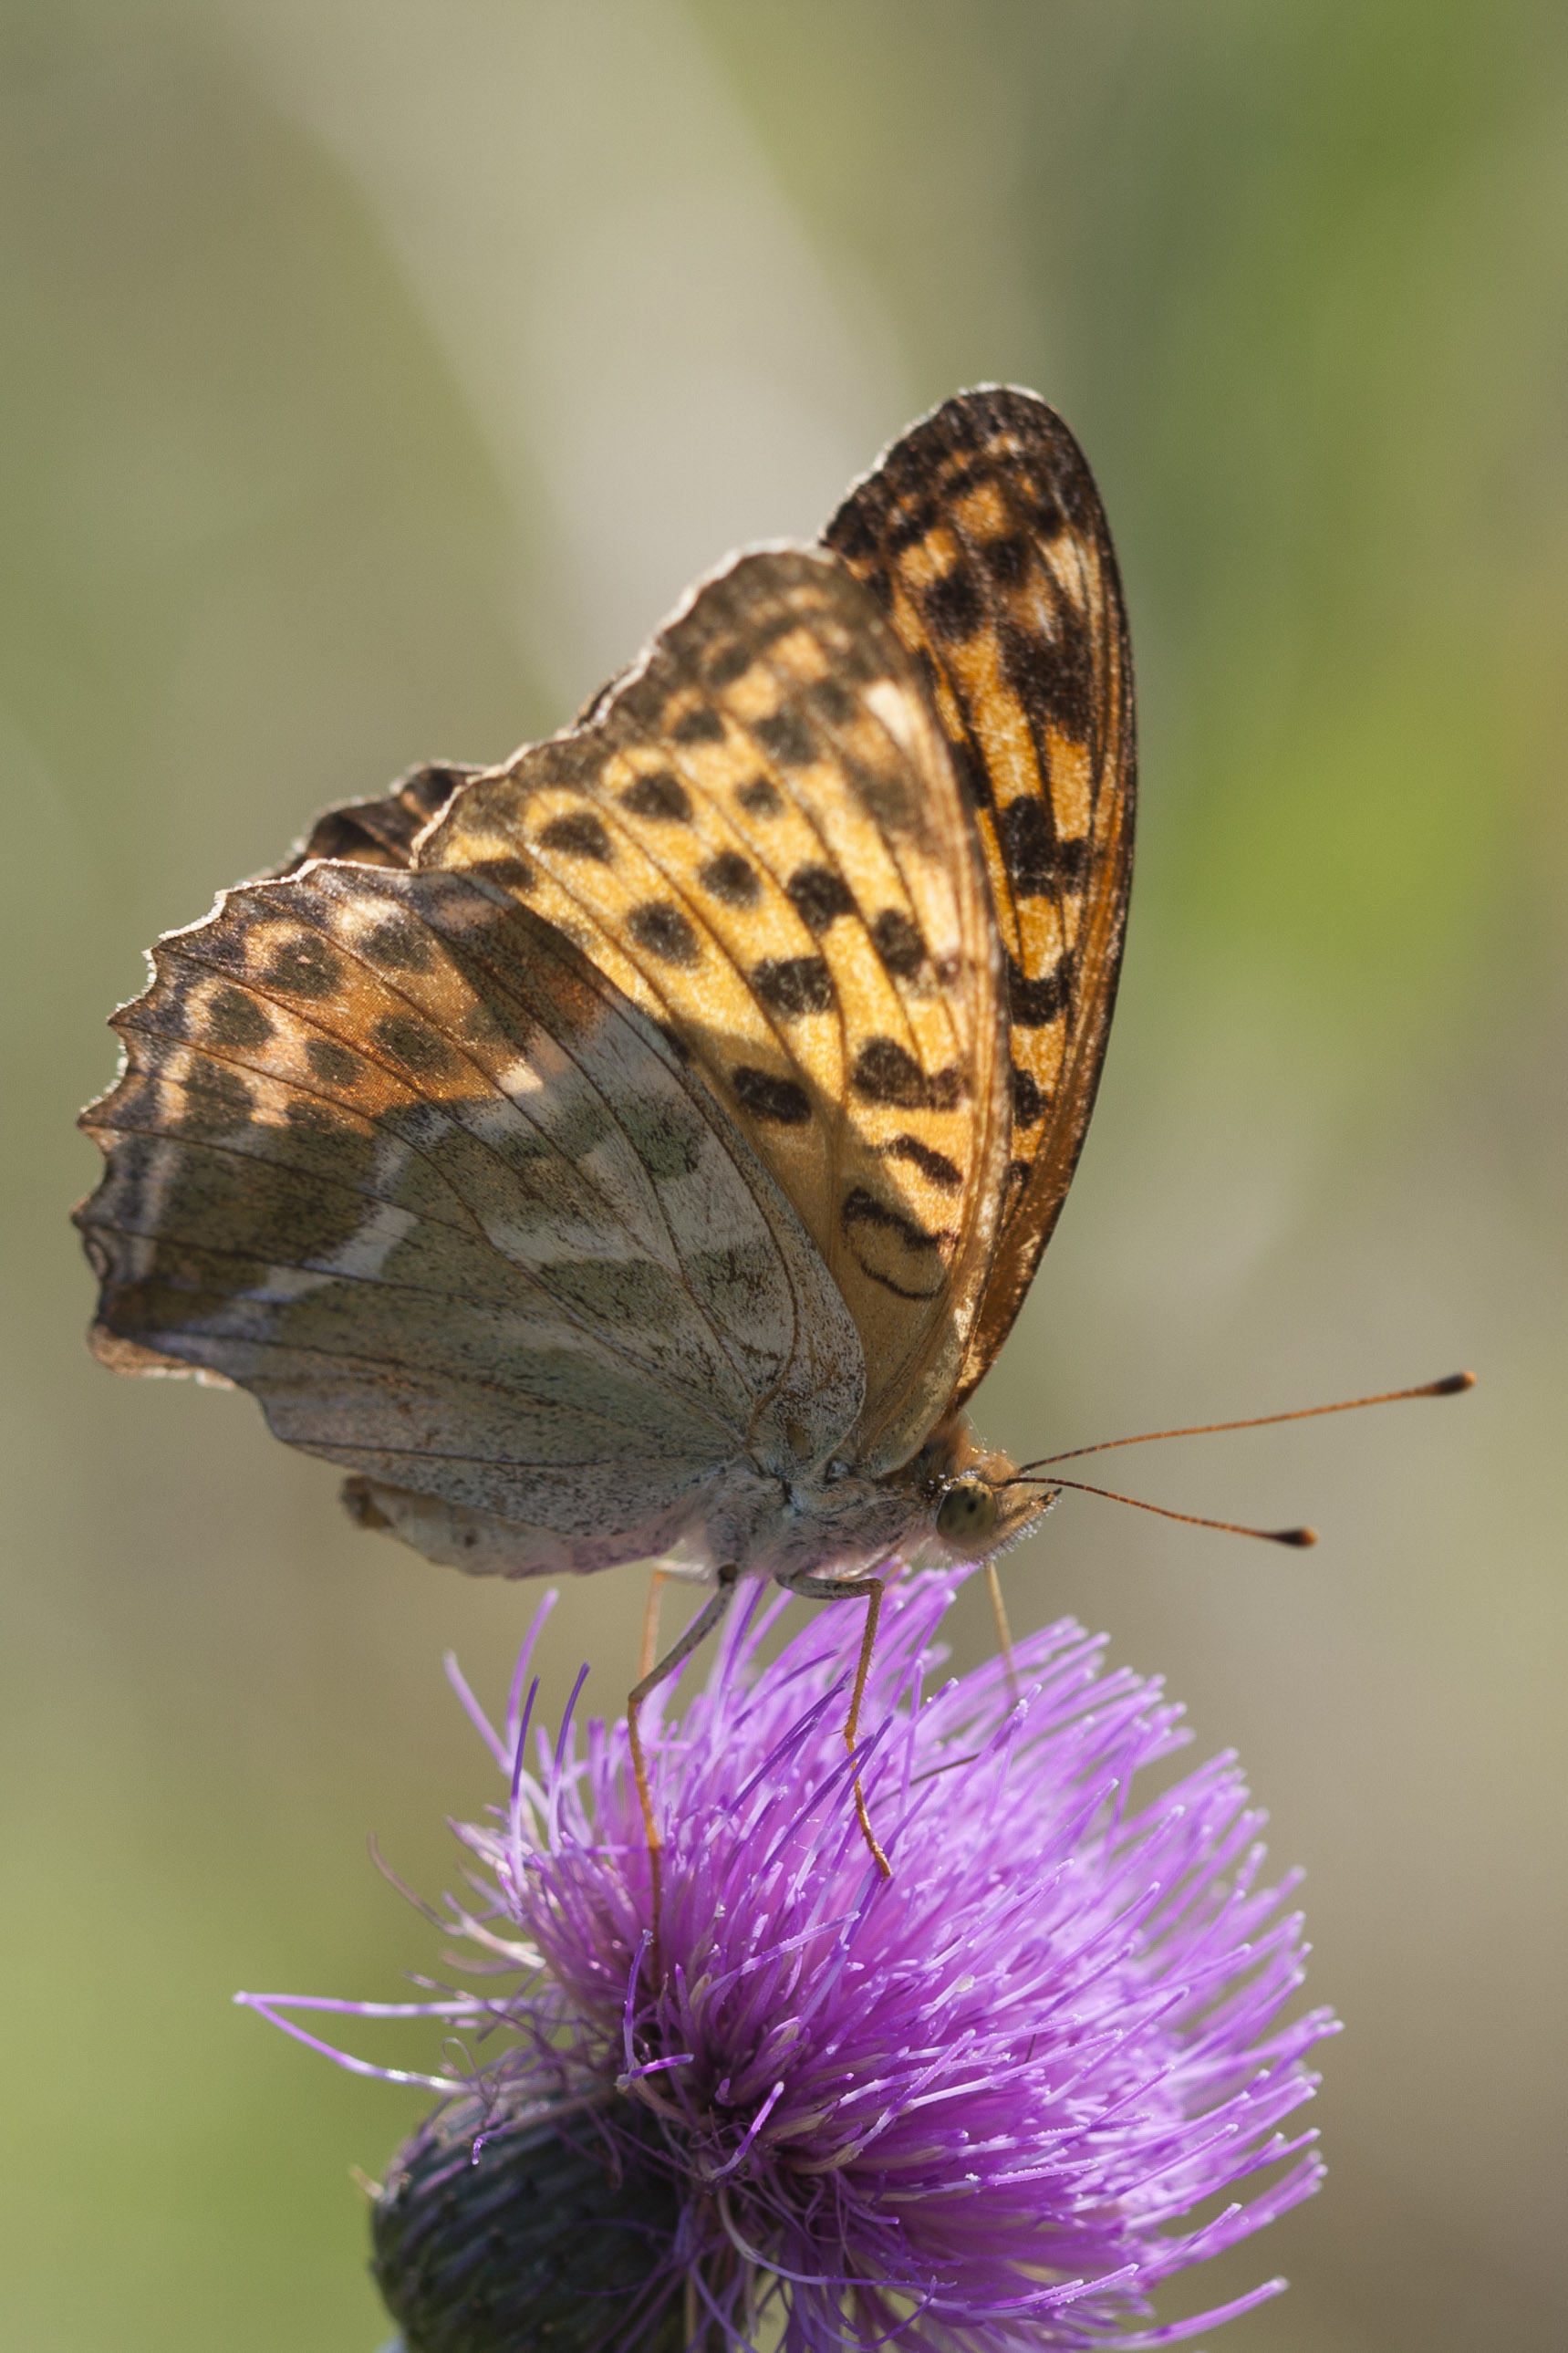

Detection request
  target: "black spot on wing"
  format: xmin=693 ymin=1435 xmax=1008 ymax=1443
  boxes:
xmin=362 ymin=912 xmax=435 ymax=973
xmin=1012 ymin=1064 xmax=1046 ymax=1126
xmin=699 ymin=852 xmax=760 ymax=907
xmin=619 ymin=771 xmax=691 ymax=823
xmin=980 ymin=534 xmax=1027 ymax=586
xmin=539 ymin=811 xmax=613 ymax=861
xmin=752 ymin=956 xmax=835 ymax=1018
xmin=997 ymin=796 xmax=1057 ymax=897
xmin=267 ymin=934 xmax=343 ymax=998
xmin=670 ymin=703 xmax=725 ymax=745
xmin=923 ymin=567 xmax=984 ymax=642
xmin=1002 ymin=612 xmax=1093 ymax=743
xmin=880 ymin=1133 xmax=962 ymax=1189
xmin=628 ymin=902 xmax=701 ymax=968
xmin=736 ymin=777 xmax=783 ymax=818
xmin=706 ymin=643 xmax=753 ymax=690
xmin=869 ymin=908 xmax=926 ymax=979
xmin=1019 ymin=471 xmax=1075 ymax=536
xmin=753 ymin=605 xmax=808 ymax=650
xmin=753 ymin=710 xmax=816 ymax=769
xmin=786 ymin=865 xmax=856 ymax=933
xmin=840 ymin=1186 xmax=951 ymax=1254
xmin=206 ymin=987 xmax=274 ymax=1049
xmin=1007 ymin=960 xmax=1067 ymax=1028
xmin=851 ymin=1037 xmax=964 ymax=1110
xmin=174 ymin=1063 xmax=254 ymax=1132
xmin=731 ymin=1067 xmax=812 ymax=1125
xmin=825 ymin=504 xmax=877 ymax=563
xmin=947 ymin=729 xmax=992 ymax=813
xmin=374 ymin=1013 xmax=458 ymax=1078
xmin=1051 ymin=835 xmax=1089 ymax=890
xmin=808 ymin=677 xmax=857 ymax=726
xmin=405 ymin=762 xmax=473 ymax=819
xmin=306 ymin=1038 xmax=359 ymax=1087
xmin=1002 ymin=1158 xmax=1032 ymax=1215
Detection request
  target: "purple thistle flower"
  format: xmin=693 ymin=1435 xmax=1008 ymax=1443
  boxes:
xmin=243 ymin=1569 xmax=1335 ymax=2353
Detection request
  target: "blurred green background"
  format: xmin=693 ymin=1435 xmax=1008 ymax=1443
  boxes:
xmin=2 ymin=3 xmax=1563 ymax=2347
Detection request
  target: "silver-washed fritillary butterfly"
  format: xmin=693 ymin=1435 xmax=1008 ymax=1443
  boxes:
xmin=75 ymin=389 xmax=1137 ymax=1856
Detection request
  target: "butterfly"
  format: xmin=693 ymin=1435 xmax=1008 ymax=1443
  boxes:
xmin=75 ymin=386 xmax=1136 ymax=1820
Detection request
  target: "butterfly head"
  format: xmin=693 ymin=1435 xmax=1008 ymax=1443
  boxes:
xmin=933 ymin=1473 xmax=1002 ymax=1550
xmin=901 ymin=1418 xmax=1054 ymax=1567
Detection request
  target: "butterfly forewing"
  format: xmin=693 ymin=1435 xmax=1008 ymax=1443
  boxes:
xmin=76 ymin=862 xmax=863 ymax=1573
xmin=419 ymin=547 xmax=1011 ymax=1473
xmin=824 ymin=387 xmax=1136 ymax=1403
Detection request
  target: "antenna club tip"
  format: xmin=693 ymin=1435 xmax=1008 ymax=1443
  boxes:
xmin=1279 ymin=1525 xmax=1319 ymax=1548
xmin=1434 ymin=1369 xmax=1477 ymax=1394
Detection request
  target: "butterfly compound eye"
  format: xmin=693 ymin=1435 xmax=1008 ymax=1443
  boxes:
xmin=935 ymin=1475 xmax=999 ymax=1549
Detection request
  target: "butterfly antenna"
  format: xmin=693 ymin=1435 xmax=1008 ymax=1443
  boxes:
xmin=1009 ymin=1472 xmax=1318 ymax=1546
xmin=1012 ymin=1371 xmax=1474 ymax=1475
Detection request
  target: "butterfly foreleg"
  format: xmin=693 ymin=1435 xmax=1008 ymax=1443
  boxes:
xmin=778 ymin=1569 xmax=892 ymax=1881
xmin=628 ymin=1564 xmax=739 ymax=1967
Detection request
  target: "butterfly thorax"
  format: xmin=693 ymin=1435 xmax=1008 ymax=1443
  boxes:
xmin=749 ymin=1413 xmax=1047 ymax=1592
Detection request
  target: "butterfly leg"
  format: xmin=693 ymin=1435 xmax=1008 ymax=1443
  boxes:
xmin=780 ymin=1571 xmax=892 ymax=1880
xmin=628 ymin=1566 xmax=739 ymax=1962
xmin=639 ymin=1568 xmax=668 ymax=1681
xmin=986 ymin=1562 xmax=1021 ymax=1707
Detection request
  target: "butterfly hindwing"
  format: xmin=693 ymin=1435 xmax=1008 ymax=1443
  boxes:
xmin=76 ymin=861 xmax=864 ymax=1574
xmin=419 ymin=547 xmax=1012 ymax=1474
xmin=267 ymin=761 xmax=479 ymax=875
xmin=825 ymin=387 xmax=1137 ymax=1403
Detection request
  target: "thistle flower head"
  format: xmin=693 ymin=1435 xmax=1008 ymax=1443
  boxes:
xmin=252 ymin=1570 xmax=1334 ymax=2353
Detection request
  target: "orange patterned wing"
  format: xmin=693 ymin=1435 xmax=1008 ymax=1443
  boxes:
xmin=824 ymin=386 xmax=1137 ymax=1404
xmin=418 ymin=547 xmax=1011 ymax=1475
